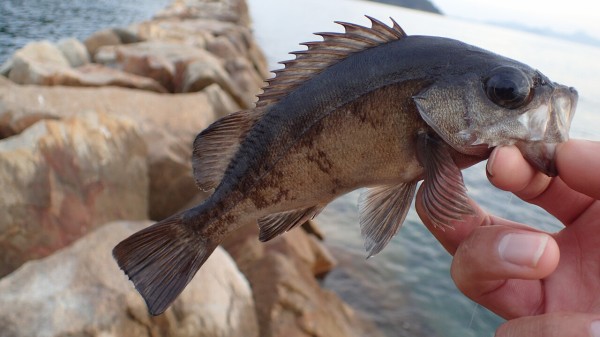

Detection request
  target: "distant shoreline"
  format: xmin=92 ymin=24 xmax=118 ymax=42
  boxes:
xmin=365 ymin=0 xmax=442 ymax=14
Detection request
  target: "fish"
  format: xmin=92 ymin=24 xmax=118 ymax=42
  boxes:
xmin=113 ymin=16 xmax=578 ymax=315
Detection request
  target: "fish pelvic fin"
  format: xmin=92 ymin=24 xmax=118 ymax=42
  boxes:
xmin=112 ymin=214 xmax=218 ymax=315
xmin=257 ymin=205 xmax=324 ymax=242
xmin=256 ymin=16 xmax=406 ymax=108
xmin=358 ymin=181 xmax=418 ymax=258
xmin=416 ymin=131 xmax=474 ymax=229
xmin=192 ymin=108 xmax=265 ymax=191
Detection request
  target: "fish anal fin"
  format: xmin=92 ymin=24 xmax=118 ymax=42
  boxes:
xmin=258 ymin=205 xmax=324 ymax=242
xmin=359 ymin=182 xmax=417 ymax=258
xmin=112 ymin=215 xmax=218 ymax=315
xmin=192 ymin=108 xmax=264 ymax=191
xmin=416 ymin=131 xmax=475 ymax=229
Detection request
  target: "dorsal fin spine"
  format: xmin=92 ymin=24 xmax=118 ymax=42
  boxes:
xmin=366 ymin=15 xmax=405 ymax=39
xmin=257 ymin=17 xmax=407 ymax=108
xmin=390 ymin=17 xmax=407 ymax=36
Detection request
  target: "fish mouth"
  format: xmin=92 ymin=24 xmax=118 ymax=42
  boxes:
xmin=515 ymin=85 xmax=578 ymax=176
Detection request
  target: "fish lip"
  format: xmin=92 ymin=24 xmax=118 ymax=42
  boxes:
xmin=515 ymin=141 xmax=558 ymax=176
xmin=517 ymin=85 xmax=578 ymax=177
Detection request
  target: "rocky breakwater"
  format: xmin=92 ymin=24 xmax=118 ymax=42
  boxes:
xmin=0 ymin=0 xmax=383 ymax=336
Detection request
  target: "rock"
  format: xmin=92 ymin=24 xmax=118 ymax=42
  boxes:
xmin=110 ymin=41 xmax=202 ymax=92
xmin=93 ymin=44 xmax=119 ymax=66
xmin=223 ymin=57 xmax=264 ymax=107
xmin=209 ymin=23 xmax=270 ymax=79
xmin=222 ymin=224 xmax=379 ymax=337
xmin=57 ymin=38 xmax=90 ymax=67
xmin=69 ymin=64 xmax=168 ymax=92
xmin=84 ymin=29 xmax=122 ymax=58
xmin=183 ymin=56 xmax=250 ymax=107
xmin=129 ymin=19 xmax=267 ymax=104
xmin=301 ymin=219 xmax=325 ymax=241
xmin=0 ymin=221 xmax=259 ymax=337
xmin=3 ymin=45 xmax=163 ymax=92
xmin=132 ymin=19 xmax=215 ymax=49
xmin=0 ymin=112 xmax=148 ymax=277
xmin=155 ymin=0 xmax=251 ymax=26
xmin=0 ymin=57 xmax=13 ymax=77
xmin=6 ymin=62 xmax=166 ymax=92
xmin=0 ymin=78 xmax=239 ymax=220
xmin=222 ymin=223 xmax=336 ymax=280
xmin=249 ymin=253 xmax=370 ymax=337
xmin=104 ymin=41 xmax=244 ymax=97
xmin=113 ymin=27 xmax=144 ymax=44
xmin=7 ymin=40 xmax=71 ymax=85
xmin=134 ymin=19 xmax=268 ymax=82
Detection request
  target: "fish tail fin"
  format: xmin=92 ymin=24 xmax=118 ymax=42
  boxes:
xmin=112 ymin=213 xmax=218 ymax=315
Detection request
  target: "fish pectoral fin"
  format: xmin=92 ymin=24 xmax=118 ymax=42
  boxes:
xmin=258 ymin=205 xmax=324 ymax=242
xmin=112 ymin=215 xmax=218 ymax=315
xmin=192 ymin=108 xmax=265 ymax=191
xmin=416 ymin=131 xmax=475 ymax=229
xmin=358 ymin=182 xmax=417 ymax=258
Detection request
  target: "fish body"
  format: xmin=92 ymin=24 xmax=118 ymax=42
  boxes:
xmin=113 ymin=17 xmax=578 ymax=315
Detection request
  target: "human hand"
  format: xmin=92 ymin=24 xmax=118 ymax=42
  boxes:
xmin=416 ymin=139 xmax=600 ymax=337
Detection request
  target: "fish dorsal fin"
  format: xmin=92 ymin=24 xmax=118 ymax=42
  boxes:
xmin=256 ymin=16 xmax=406 ymax=108
xmin=192 ymin=108 xmax=265 ymax=191
xmin=257 ymin=205 xmax=324 ymax=242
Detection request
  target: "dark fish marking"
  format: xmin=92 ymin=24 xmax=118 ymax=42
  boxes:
xmin=307 ymin=149 xmax=334 ymax=174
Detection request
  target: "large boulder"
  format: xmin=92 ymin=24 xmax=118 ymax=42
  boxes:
xmin=84 ymin=28 xmax=123 ymax=58
xmin=132 ymin=19 xmax=269 ymax=97
xmin=131 ymin=19 xmax=215 ymax=49
xmin=0 ymin=77 xmax=239 ymax=220
xmin=7 ymin=40 xmax=71 ymax=85
xmin=222 ymin=223 xmax=380 ymax=337
xmin=66 ymin=64 xmax=168 ymax=92
xmin=98 ymin=41 xmax=254 ymax=103
xmin=0 ymin=221 xmax=259 ymax=337
xmin=182 ymin=55 xmax=249 ymax=107
xmin=155 ymin=0 xmax=251 ymax=26
xmin=0 ymin=112 xmax=148 ymax=277
xmin=57 ymin=38 xmax=90 ymax=67
xmin=2 ymin=40 xmax=165 ymax=92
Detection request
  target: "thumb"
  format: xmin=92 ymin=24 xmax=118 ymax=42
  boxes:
xmin=450 ymin=224 xmax=560 ymax=318
xmin=496 ymin=313 xmax=600 ymax=337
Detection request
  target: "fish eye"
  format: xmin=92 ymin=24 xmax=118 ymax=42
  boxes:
xmin=484 ymin=66 xmax=532 ymax=109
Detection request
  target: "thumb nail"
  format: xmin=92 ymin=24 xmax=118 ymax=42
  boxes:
xmin=487 ymin=148 xmax=498 ymax=177
xmin=498 ymin=233 xmax=549 ymax=268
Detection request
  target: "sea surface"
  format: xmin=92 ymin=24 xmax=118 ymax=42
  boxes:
xmin=247 ymin=0 xmax=600 ymax=336
xmin=1 ymin=0 xmax=599 ymax=336
xmin=0 ymin=0 xmax=170 ymax=63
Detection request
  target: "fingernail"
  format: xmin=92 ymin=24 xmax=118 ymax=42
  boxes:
xmin=591 ymin=321 xmax=600 ymax=337
xmin=498 ymin=233 xmax=549 ymax=267
xmin=486 ymin=148 xmax=498 ymax=177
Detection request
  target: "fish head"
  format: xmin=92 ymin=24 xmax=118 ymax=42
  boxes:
xmin=414 ymin=58 xmax=578 ymax=177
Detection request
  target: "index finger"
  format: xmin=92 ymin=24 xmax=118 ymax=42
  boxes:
xmin=415 ymin=189 xmax=535 ymax=254
xmin=556 ymin=139 xmax=600 ymax=200
xmin=488 ymin=139 xmax=598 ymax=225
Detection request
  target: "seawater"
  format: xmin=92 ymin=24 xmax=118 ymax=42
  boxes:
xmin=247 ymin=0 xmax=600 ymax=336
xmin=0 ymin=0 xmax=170 ymax=63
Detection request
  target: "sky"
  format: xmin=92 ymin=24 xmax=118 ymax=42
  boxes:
xmin=432 ymin=0 xmax=600 ymax=41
